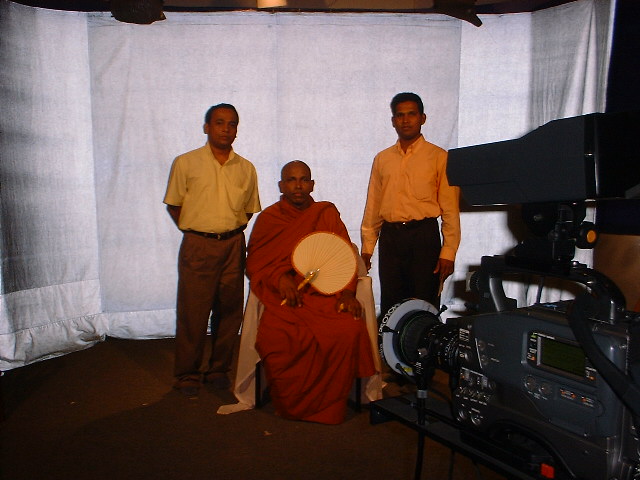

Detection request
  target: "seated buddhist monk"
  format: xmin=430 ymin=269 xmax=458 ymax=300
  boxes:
xmin=245 ymin=160 xmax=376 ymax=424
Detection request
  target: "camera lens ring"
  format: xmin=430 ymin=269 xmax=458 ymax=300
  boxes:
xmin=379 ymin=298 xmax=439 ymax=376
xmin=379 ymin=298 xmax=458 ymax=378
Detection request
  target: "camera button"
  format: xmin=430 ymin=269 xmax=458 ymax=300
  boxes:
xmin=524 ymin=375 xmax=537 ymax=392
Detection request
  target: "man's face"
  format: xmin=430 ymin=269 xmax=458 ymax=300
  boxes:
xmin=391 ymin=101 xmax=426 ymax=142
xmin=204 ymin=107 xmax=238 ymax=150
xmin=279 ymin=162 xmax=314 ymax=210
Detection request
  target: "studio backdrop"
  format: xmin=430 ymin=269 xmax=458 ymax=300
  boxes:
xmin=0 ymin=0 xmax=614 ymax=369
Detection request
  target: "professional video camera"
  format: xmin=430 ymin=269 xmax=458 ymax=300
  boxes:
xmin=378 ymin=111 xmax=640 ymax=480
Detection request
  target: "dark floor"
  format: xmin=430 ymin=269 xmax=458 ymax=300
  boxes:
xmin=0 ymin=337 xmax=507 ymax=480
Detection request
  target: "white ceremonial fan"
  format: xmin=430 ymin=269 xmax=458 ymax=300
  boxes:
xmin=291 ymin=231 xmax=357 ymax=295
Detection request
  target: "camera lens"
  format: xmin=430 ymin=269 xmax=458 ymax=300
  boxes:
xmin=393 ymin=310 xmax=459 ymax=374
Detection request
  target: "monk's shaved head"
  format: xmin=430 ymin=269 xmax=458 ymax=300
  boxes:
xmin=281 ymin=160 xmax=311 ymax=181
xmin=278 ymin=160 xmax=314 ymax=210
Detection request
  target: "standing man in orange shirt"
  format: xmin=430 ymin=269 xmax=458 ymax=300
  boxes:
xmin=164 ymin=103 xmax=261 ymax=397
xmin=361 ymin=92 xmax=460 ymax=318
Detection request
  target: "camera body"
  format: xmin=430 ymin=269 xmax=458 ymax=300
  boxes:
xmin=451 ymin=301 xmax=636 ymax=480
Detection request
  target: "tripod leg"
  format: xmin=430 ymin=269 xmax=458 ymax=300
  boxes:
xmin=414 ymin=432 xmax=425 ymax=480
xmin=448 ymin=450 xmax=455 ymax=480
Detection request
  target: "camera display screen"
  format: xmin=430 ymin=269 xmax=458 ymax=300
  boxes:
xmin=539 ymin=336 xmax=586 ymax=378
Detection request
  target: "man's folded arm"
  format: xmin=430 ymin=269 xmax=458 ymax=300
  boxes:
xmin=166 ymin=204 xmax=182 ymax=227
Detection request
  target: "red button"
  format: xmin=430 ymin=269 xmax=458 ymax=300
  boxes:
xmin=540 ymin=463 xmax=555 ymax=479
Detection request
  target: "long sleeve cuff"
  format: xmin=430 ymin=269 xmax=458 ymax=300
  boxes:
xmin=360 ymin=228 xmax=380 ymax=256
xmin=439 ymin=245 xmax=457 ymax=262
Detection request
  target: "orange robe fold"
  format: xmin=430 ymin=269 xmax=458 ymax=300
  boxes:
xmin=246 ymin=198 xmax=376 ymax=424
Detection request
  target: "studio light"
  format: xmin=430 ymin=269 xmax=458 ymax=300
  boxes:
xmin=110 ymin=0 xmax=166 ymax=24
xmin=433 ymin=0 xmax=482 ymax=27
xmin=257 ymin=0 xmax=287 ymax=8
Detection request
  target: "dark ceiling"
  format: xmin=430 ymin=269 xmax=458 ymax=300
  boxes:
xmin=9 ymin=0 xmax=577 ymax=26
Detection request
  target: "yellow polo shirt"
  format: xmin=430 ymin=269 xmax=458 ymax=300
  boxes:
xmin=361 ymin=135 xmax=460 ymax=261
xmin=164 ymin=143 xmax=261 ymax=233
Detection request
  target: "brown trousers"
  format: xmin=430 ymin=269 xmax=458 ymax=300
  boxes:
xmin=174 ymin=232 xmax=245 ymax=385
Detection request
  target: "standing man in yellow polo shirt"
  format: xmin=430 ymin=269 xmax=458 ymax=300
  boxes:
xmin=164 ymin=103 xmax=261 ymax=397
xmin=361 ymin=92 xmax=460 ymax=318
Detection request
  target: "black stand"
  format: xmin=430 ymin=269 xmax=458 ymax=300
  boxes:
xmin=370 ymin=393 xmax=541 ymax=480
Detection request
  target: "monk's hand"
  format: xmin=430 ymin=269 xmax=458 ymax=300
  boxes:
xmin=279 ymin=272 xmax=302 ymax=307
xmin=336 ymin=290 xmax=362 ymax=319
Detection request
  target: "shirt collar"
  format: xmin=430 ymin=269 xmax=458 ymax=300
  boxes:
xmin=394 ymin=134 xmax=426 ymax=155
xmin=205 ymin=142 xmax=236 ymax=164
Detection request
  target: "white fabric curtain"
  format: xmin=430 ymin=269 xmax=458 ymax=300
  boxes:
xmin=0 ymin=0 xmax=615 ymax=369
xmin=0 ymin=2 xmax=105 ymax=368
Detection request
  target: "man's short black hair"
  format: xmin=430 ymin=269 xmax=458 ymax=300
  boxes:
xmin=204 ymin=103 xmax=239 ymax=124
xmin=390 ymin=92 xmax=424 ymax=115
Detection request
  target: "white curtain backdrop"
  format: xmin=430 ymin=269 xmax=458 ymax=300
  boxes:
xmin=0 ymin=0 xmax=615 ymax=369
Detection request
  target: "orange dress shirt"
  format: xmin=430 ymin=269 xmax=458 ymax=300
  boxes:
xmin=361 ymin=135 xmax=461 ymax=261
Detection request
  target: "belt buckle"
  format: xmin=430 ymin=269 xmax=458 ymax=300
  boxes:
xmin=213 ymin=233 xmax=223 ymax=240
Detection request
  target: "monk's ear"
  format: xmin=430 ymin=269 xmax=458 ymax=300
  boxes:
xmin=278 ymin=180 xmax=284 ymax=193
xmin=310 ymin=180 xmax=315 ymax=192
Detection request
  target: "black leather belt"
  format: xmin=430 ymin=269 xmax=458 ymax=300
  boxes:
xmin=183 ymin=225 xmax=246 ymax=240
xmin=382 ymin=218 xmax=435 ymax=230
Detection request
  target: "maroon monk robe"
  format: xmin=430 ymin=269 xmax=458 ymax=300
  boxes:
xmin=246 ymin=197 xmax=376 ymax=424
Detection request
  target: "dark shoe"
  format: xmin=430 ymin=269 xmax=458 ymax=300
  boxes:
xmin=178 ymin=385 xmax=199 ymax=397
xmin=174 ymin=381 xmax=200 ymax=397
xmin=205 ymin=373 xmax=231 ymax=390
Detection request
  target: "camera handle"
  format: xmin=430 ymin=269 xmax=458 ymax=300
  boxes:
xmin=568 ymin=293 xmax=640 ymax=419
xmin=475 ymin=255 xmax=626 ymax=324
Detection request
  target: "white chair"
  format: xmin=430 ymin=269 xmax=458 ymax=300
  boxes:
xmin=217 ymin=256 xmax=384 ymax=415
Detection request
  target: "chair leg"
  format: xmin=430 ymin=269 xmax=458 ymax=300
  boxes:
xmin=354 ymin=377 xmax=362 ymax=412
xmin=255 ymin=360 xmax=270 ymax=408
xmin=0 ymin=371 xmax=4 ymax=421
xmin=255 ymin=361 xmax=262 ymax=408
xmin=347 ymin=377 xmax=362 ymax=413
